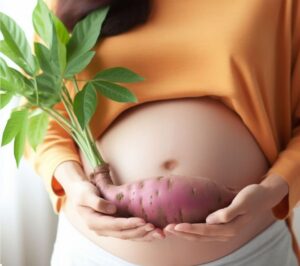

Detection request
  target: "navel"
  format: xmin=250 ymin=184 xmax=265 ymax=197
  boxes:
xmin=162 ymin=159 xmax=178 ymax=170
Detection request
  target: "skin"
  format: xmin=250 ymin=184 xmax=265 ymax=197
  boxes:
xmin=54 ymin=98 xmax=290 ymax=265
xmin=55 ymin=161 xmax=163 ymax=241
xmin=55 ymin=144 xmax=289 ymax=244
xmin=90 ymin=169 xmax=238 ymax=228
xmin=163 ymin=175 xmax=289 ymax=241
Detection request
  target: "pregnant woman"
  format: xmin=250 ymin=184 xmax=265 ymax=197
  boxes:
xmin=25 ymin=0 xmax=300 ymax=265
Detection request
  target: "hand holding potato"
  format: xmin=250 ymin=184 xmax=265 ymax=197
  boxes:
xmin=55 ymin=161 xmax=165 ymax=241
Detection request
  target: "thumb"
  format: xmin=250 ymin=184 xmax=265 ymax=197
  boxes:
xmin=83 ymin=192 xmax=117 ymax=215
xmin=206 ymin=196 xmax=246 ymax=224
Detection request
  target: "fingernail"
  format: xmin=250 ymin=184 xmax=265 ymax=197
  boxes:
xmin=106 ymin=205 xmax=116 ymax=213
xmin=206 ymin=215 xmax=217 ymax=224
xmin=153 ymin=232 xmax=162 ymax=239
xmin=165 ymin=224 xmax=175 ymax=231
xmin=174 ymin=224 xmax=190 ymax=231
xmin=145 ymin=225 xmax=154 ymax=231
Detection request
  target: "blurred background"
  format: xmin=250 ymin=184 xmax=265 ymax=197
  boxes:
xmin=0 ymin=1 xmax=58 ymax=265
xmin=0 ymin=0 xmax=299 ymax=266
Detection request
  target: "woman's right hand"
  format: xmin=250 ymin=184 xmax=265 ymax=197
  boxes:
xmin=54 ymin=161 xmax=164 ymax=242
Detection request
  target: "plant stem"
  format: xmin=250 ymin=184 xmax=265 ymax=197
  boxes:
xmin=60 ymin=80 xmax=105 ymax=168
xmin=72 ymin=77 xmax=104 ymax=165
xmin=33 ymin=76 xmax=39 ymax=106
xmin=41 ymin=106 xmax=72 ymax=134
xmin=61 ymin=92 xmax=98 ymax=166
xmin=61 ymin=88 xmax=80 ymax=130
xmin=41 ymin=105 xmax=96 ymax=165
xmin=29 ymin=80 xmax=105 ymax=169
xmin=43 ymin=104 xmax=100 ymax=167
xmin=72 ymin=77 xmax=80 ymax=94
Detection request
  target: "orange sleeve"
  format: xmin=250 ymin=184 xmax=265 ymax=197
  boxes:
xmin=24 ymin=80 xmax=83 ymax=214
xmin=264 ymin=0 xmax=300 ymax=219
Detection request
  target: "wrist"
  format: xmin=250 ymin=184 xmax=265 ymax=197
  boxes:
xmin=54 ymin=160 xmax=87 ymax=189
xmin=260 ymin=173 xmax=289 ymax=205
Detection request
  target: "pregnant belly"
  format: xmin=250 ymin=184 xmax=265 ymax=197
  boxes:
xmin=65 ymin=96 xmax=277 ymax=266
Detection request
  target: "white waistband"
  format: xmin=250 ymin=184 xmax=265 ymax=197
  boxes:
xmin=200 ymin=219 xmax=296 ymax=266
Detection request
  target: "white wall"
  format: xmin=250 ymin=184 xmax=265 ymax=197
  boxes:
xmin=0 ymin=1 xmax=58 ymax=266
xmin=0 ymin=1 xmax=299 ymax=266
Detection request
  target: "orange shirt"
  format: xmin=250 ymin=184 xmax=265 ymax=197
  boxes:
xmin=24 ymin=0 xmax=300 ymax=260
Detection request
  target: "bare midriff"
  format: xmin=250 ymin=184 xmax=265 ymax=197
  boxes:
xmin=62 ymin=96 xmax=277 ymax=266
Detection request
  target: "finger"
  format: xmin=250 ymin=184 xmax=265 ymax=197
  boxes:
xmin=100 ymin=223 xmax=156 ymax=240
xmin=80 ymin=193 xmax=117 ymax=215
xmin=87 ymin=213 xmax=149 ymax=232
xmin=172 ymin=217 xmax=244 ymax=237
xmin=165 ymin=228 xmax=229 ymax=242
xmin=131 ymin=232 xmax=155 ymax=242
xmin=132 ymin=229 xmax=165 ymax=242
xmin=206 ymin=199 xmax=246 ymax=224
xmin=77 ymin=206 xmax=147 ymax=232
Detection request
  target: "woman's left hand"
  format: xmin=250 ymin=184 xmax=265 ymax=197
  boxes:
xmin=163 ymin=180 xmax=287 ymax=241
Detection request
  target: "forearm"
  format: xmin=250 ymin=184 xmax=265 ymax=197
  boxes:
xmin=54 ymin=161 xmax=88 ymax=191
xmin=260 ymin=173 xmax=289 ymax=207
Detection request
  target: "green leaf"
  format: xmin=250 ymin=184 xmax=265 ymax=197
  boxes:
xmin=64 ymin=51 xmax=95 ymax=78
xmin=51 ymin=13 xmax=70 ymax=45
xmin=0 ymin=12 xmax=38 ymax=75
xmin=14 ymin=112 xmax=29 ymax=167
xmin=34 ymin=42 xmax=59 ymax=76
xmin=1 ymin=109 xmax=28 ymax=146
xmin=0 ymin=40 xmax=32 ymax=73
xmin=58 ymin=42 xmax=67 ymax=75
xmin=35 ymin=73 xmax=61 ymax=106
xmin=10 ymin=69 xmax=35 ymax=98
xmin=73 ymin=83 xmax=97 ymax=129
xmin=27 ymin=111 xmax=49 ymax=151
xmin=32 ymin=0 xmax=53 ymax=47
xmin=67 ymin=6 xmax=109 ymax=62
xmin=0 ymin=57 xmax=34 ymax=97
xmin=50 ymin=23 xmax=66 ymax=76
xmin=0 ymin=92 xmax=13 ymax=109
xmin=92 ymin=80 xmax=138 ymax=103
xmin=0 ymin=57 xmax=17 ymax=92
xmin=33 ymin=1 xmax=68 ymax=75
xmin=93 ymin=67 xmax=145 ymax=83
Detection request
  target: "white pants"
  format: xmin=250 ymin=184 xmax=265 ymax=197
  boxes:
xmin=51 ymin=211 xmax=299 ymax=266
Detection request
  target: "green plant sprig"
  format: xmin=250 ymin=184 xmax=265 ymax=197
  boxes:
xmin=0 ymin=0 xmax=144 ymax=169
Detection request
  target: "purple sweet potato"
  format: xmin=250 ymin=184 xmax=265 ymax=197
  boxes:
xmin=90 ymin=163 xmax=237 ymax=228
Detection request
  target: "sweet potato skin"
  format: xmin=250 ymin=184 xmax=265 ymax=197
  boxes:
xmin=90 ymin=163 xmax=237 ymax=228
